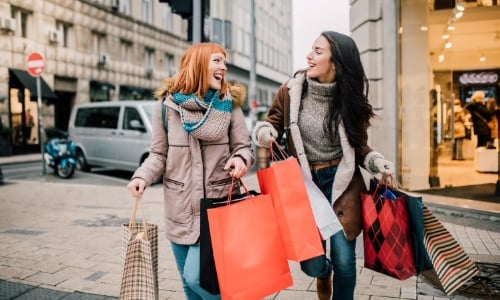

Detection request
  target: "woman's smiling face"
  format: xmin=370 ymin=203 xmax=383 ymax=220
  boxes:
xmin=306 ymin=35 xmax=336 ymax=83
xmin=208 ymin=52 xmax=227 ymax=90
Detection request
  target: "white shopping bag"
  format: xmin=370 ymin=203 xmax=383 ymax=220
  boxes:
xmin=302 ymin=171 xmax=342 ymax=240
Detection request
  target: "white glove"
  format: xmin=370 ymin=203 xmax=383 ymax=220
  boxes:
xmin=257 ymin=126 xmax=278 ymax=148
xmin=372 ymin=157 xmax=394 ymax=175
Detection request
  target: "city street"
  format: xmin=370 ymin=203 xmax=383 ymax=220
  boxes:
xmin=0 ymin=155 xmax=499 ymax=299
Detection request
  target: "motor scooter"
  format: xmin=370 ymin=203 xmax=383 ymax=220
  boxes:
xmin=44 ymin=130 xmax=77 ymax=179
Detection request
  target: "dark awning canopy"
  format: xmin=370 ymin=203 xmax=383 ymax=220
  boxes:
xmin=9 ymin=69 xmax=58 ymax=101
xmin=90 ymin=80 xmax=116 ymax=91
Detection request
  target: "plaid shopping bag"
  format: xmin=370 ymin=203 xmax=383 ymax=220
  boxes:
xmin=120 ymin=197 xmax=159 ymax=300
xmin=361 ymin=180 xmax=416 ymax=280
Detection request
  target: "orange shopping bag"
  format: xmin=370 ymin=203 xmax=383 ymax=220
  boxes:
xmin=207 ymin=179 xmax=293 ymax=300
xmin=256 ymin=145 xmax=324 ymax=261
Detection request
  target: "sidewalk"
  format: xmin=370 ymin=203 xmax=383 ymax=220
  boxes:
xmin=0 ymin=154 xmax=499 ymax=299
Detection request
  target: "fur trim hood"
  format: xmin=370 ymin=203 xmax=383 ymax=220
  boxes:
xmin=154 ymin=77 xmax=247 ymax=107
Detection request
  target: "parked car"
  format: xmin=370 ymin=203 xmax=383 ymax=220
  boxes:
xmin=68 ymin=100 xmax=156 ymax=172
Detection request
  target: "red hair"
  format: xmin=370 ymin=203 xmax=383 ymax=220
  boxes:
xmin=169 ymin=43 xmax=228 ymax=99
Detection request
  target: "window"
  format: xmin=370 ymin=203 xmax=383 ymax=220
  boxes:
xmin=165 ymin=53 xmax=175 ymax=75
xmin=92 ymin=31 xmax=107 ymax=54
xmin=123 ymin=107 xmax=143 ymax=130
xmin=145 ymin=47 xmax=155 ymax=69
xmin=56 ymin=21 xmax=72 ymax=48
xmin=212 ymin=18 xmax=222 ymax=44
xmin=142 ymin=0 xmax=153 ymax=24
xmin=75 ymin=107 xmax=120 ymax=129
xmin=162 ymin=4 xmax=173 ymax=31
xmin=119 ymin=0 xmax=131 ymax=15
xmin=120 ymin=39 xmax=133 ymax=62
xmin=224 ymin=20 xmax=232 ymax=49
xmin=11 ymin=6 xmax=31 ymax=38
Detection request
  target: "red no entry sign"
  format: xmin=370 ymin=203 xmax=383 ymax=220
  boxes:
xmin=26 ymin=52 xmax=45 ymax=77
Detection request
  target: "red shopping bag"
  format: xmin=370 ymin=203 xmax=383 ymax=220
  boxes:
xmin=207 ymin=180 xmax=293 ymax=300
xmin=256 ymin=146 xmax=323 ymax=262
xmin=360 ymin=178 xmax=416 ymax=280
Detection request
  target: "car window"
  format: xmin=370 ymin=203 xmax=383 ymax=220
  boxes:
xmin=123 ymin=107 xmax=143 ymax=130
xmin=75 ymin=107 xmax=120 ymax=129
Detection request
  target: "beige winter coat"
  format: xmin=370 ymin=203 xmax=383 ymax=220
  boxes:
xmin=132 ymin=82 xmax=254 ymax=245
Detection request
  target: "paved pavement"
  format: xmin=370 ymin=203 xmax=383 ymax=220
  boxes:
xmin=0 ymin=154 xmax=499 ymax=299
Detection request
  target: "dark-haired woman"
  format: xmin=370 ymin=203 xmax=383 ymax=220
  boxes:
xmin=253 ymin=31 xmax=393 ymax=300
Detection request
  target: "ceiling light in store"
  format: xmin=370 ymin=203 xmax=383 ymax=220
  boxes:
xmin=438 ymin=54 xmax=445 ymax=63
xmin=442 ymin=33 xmax=450 ymax=39
xmin=456 ymin=1 xmax=465 ymax=12
xmin=454 ymin=9 xmax=464 ymax=19
xmin=420 ymin=26 xmax=428 ymax=31
xmin=479 ymin=54 xmax=486 ymax=62
xmin=445 ymin=41 xmax=452 ymax=48
xmin=447 ymin=22 xmax=455 ymax=31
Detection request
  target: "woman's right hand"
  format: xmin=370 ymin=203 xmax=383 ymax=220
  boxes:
xmin=127 ymin=178 xmax=146 ymax=197
xmin=257 ymin=126 xmax=278 ymax=148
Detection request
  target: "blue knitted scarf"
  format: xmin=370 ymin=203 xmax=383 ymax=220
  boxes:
xmin=172 ymin=89 xmax=233 ymax=141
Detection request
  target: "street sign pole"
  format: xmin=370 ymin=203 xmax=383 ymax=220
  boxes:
xmin=36 ymin=77 xmax=45 ymax=175
xmin=26 ymin=51 xmax=46 ymax=175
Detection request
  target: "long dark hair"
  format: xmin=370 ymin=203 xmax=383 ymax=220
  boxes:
xmin=311 ymin=31 xmax=375 ymax=149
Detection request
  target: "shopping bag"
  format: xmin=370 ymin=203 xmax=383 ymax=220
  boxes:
xmin=302 ymin=169 xmax=342 ymax=240
xmin=256 ymin=146 xmax=323 ymax=261
xmin=361 ymin=178 xmax=416 ymax=280
xmin=421 ymin=205 xmax=479 ymax=295
xmin=120 ymin=197 xmax=159 ymax=300
xmin=207 ymin=179 xmax=293 ymax=300
xmin=369 ymin=179 xmax=433 ymax=274
xmin=398 ymin=191 xmax=433 ymax=274
xmin=200 ymin=188 xmax=259 ymax=295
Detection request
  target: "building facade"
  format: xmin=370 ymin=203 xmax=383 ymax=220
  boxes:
xmin=0 ymin=0 xmax=292 ymax=154
xmin=349 ymin=0 xmax=500 ymax=191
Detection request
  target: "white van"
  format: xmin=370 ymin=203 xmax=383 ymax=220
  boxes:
xmin=68 ymin=100 xmax=156 ymax=172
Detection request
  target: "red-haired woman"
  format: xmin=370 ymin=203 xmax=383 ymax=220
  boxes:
xmin=127 ymin=43 xmax=253 ymax=299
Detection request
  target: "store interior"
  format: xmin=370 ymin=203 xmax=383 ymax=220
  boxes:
xmin=427 ymin=1 xmax=499 ymax=187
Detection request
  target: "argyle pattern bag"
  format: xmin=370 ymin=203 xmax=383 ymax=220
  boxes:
xmin=361 ymin=181 xmax=416 ymax=280
xmin=120 ymin=197 xmax=159 ymax=300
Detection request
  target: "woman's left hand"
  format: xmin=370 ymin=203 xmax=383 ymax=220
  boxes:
xmin=372 ymin=157 xmax=394 ymax=175
xmin=224 ymin=156 xmax=248 ymax=178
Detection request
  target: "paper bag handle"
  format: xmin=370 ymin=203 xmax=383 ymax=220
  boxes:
xmin=226 ymin=177 xmax=252 ymax=205
xmin=270 ymin=140 xmax=289 ymax=162
xmin=129 ymin=196 xmax=149 ymax=241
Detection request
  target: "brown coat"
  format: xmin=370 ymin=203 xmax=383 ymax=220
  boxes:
xmin=254 ymin=73 xmax=384 ymax=240
xmin=132 ymin=84 xmax=254 ymax=244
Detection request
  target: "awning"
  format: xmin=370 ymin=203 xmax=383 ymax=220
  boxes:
xmin=90 ymin=80 xmax=116 ymax=91
xmin=9 ymin=69 xmax=58 ymax=101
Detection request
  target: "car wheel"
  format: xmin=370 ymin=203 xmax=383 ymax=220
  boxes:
xmin=76 ymin=150 xmax=90 ymax=172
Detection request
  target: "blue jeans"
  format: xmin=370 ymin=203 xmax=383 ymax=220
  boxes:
xmin=300 ymin=165 xmax=357 ymax=300
xmin=171 ymin=243 xmax=221 ymax=300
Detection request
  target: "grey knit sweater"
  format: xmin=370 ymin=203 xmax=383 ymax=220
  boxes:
xmin=298 ymin=78 xmax=342 ymax=164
